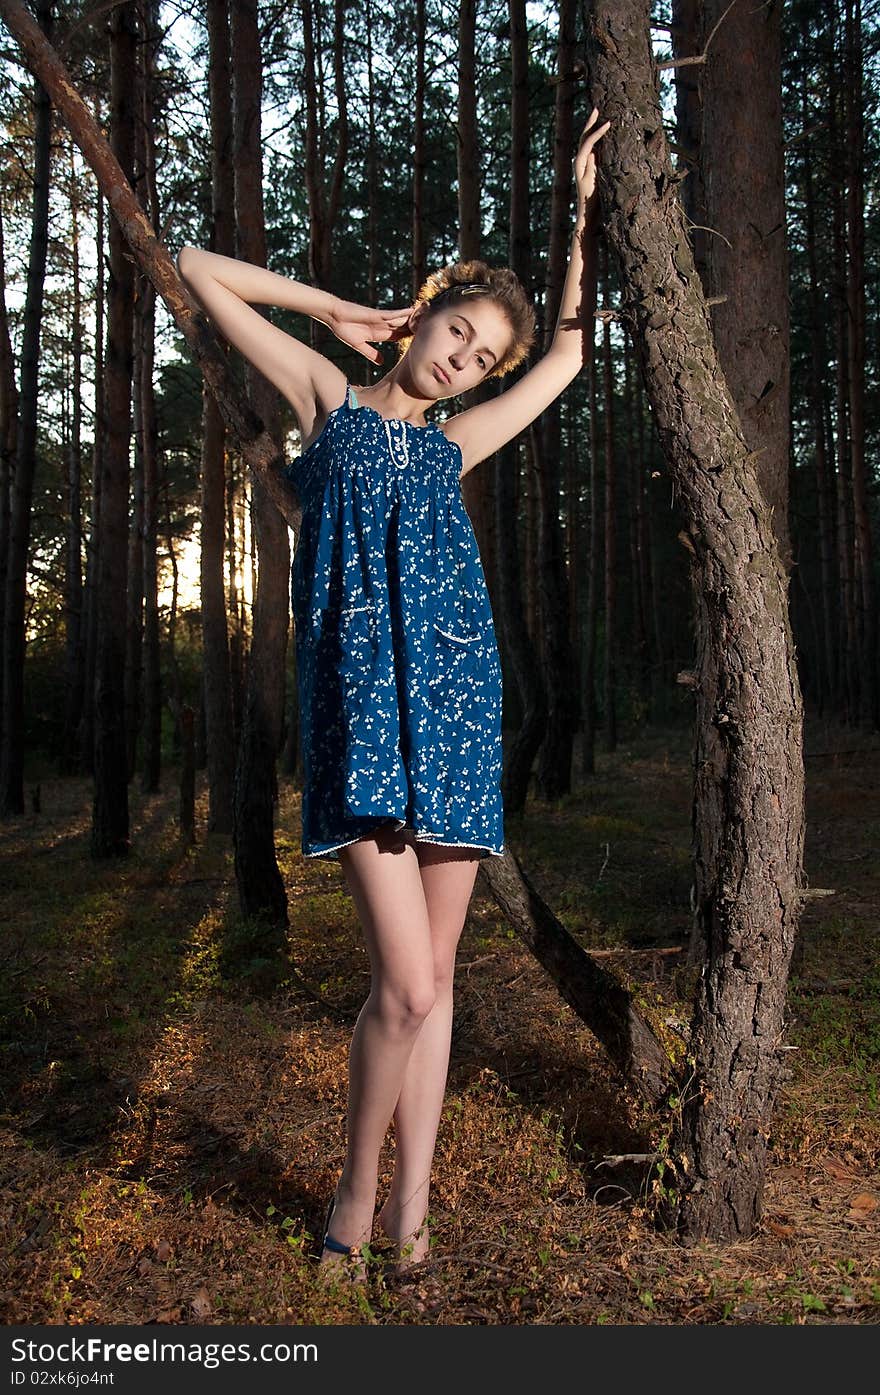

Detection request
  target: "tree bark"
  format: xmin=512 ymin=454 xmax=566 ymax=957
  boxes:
xmin=534 ymin=0 xmax=578 ymax=798
xmin=497 ymin=0 xmax=546 ymax=818
xmin=230 ymin=0 xmax=289 ymax=926
xmin=0 ymin=192 xmax=18 ymax=734
xmin=92 ymin=0 xmax=136 ymax=857
xmin=456 ymin=0 xmax=479 ymax=263
xmin=600 ymin=239 xmax=617 ymax=751
xmin=584 ymin=0 xmax=805 ymax=1242
xmin=697 ymin=0 xmax=792 ymax=573
xmin=139 ymin=0 xmax=161 ymax=794
xmin=61 ymin=138 xmax=85 ymax=774
xmin=202 ymin=0 xmax=236 ymax=832
xmin=412 ymin=0 xmax=426 ymax=299
xmin=844 ymin=0 xmax=876 ymax=729
xmin=0 ymin=0 xmax=51 ymax=817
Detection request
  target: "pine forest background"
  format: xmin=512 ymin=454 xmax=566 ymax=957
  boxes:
xmin=0 ymin=0 xmax=878 ymax=820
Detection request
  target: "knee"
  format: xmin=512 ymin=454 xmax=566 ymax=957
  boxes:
xmin=376 ymin=981 xmax=437 ymax=1031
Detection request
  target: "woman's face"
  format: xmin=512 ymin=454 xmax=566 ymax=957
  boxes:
xmin=405 ymin=297 xmax=514 ymax=399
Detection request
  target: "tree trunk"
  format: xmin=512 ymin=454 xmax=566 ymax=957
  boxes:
xmin=581 ymin=325 xmax=600 ymax=778
xmin=600 ymin=240 xmax=617 ymax=751
xmin=584 ymin=0 xmax=805 ymax=1242
xmin=844 ymin=0 xmax=876 ymax=730
xmin=60 ymin=138 xmax=86 ymax=771
xmin=534 ymin=0 xmax=578 ymax=798
xmin=800 ymin=23 xmax=837 ymax=712
xmin=202 ymin=0 xmax=236 ymax=832
xmin=456 ymin=0 xmax=479 ymax=263
xmin=230 ymin=0 xmax=289 ymax=926
xmin=139 ymin=0 xmax=161 ymax=794
xmin=92 ymin=0 xmax=136 ymax=857
xmin=497 ymin=0 xmax=546 ymax=817
xmin=697 ymin=0 xmax=792 ymax=573
xmin=79 ymin=177 xmax=103 ymax=776
xmin=0 ymin=0 xmax=51 ymax=817
xmin=412 ymin=0 xmax=426 ymax=299
xmin=0 ymin=192 xmax=18 ymax=732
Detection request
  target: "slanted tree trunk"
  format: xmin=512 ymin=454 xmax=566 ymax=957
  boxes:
xmin=230 ymin=0 xmax=289 ymax=925
xmin=0 ymin=0 xmax=51 ymax=817
xmin=584 ymin=0 xmax=805 ymax=1241
xmin=497 ymin=0 xmax=546 ymax=816
xmin=202 ymin=0 xmax=236 ymax=831
xmin=92 ymin=0 xmax=136 ymax=857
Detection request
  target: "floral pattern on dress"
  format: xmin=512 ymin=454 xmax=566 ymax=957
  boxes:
xmin=283 ymin=384 xmax=505 ymax=861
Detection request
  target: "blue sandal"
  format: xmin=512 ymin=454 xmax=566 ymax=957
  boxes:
xmin=321 ymin=1192 xmax=357 ymax=1257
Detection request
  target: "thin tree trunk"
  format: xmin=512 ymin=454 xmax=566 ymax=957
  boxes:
xmin=584 ymin=0 xmax=805 ymax=1242
xmin=230 ymin=0 xmax=289 ymax=925
xmin=412 ymin=0 xmax=426 ymax=299
xmin=62 ymin=137 xmax=85 ymax=772
xmin=581 ymin=325 xmax=599 ymax=777
xmin=202 ymin=0 xmax=236 ymax=831
xmin=600 ymin=240 xmax=617 ymax=751
xmin=92 ymin=0 xmax=136 ymax=857
xmin=1 ymin=0 xmax=52 ymax=817
xmin=844 ymin=0 xmax=876 ymax=729
xmin=139 ymin=0 xmax=161 ymax=793
xmin=80 ymin=177 xmax=103 ymax=775
xmin=497 ymin=0 xmax=546 ymax=816
xmin=800 ymin=23 xmax=836 ymax=711
xmin=457 ymin=0 xmax=479 ymax=262
xmin=0 ymin=192 xmax=18 ymax=725
xmin=534 ymin=0 xmax=578 ymax=798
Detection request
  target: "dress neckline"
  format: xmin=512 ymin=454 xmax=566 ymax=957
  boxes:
xmin=348 ymin=384 xmax=436 ymax=432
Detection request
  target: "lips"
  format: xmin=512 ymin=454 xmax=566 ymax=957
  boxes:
xmin=433 ymin=364 xmax=451 ymax=385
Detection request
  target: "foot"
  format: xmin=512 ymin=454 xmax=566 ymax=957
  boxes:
xmin=376 ymin=1196 xmax=430 ymax=1271
xmin=319 ymin=1187 xmax=373 ymax=1284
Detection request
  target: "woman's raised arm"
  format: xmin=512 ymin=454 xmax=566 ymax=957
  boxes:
xmin=177 ymin=247 xmax=409 ymax=439
xmin=444 ymin=108 xmax=610 ymax=476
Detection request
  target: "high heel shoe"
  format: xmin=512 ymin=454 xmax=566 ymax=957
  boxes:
xmin=319 ymin=1191 xmax=367 ymax=1281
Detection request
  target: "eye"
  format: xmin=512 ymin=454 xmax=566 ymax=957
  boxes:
xmin=450 ymin=324 xmax=463 ymax=338
xmin=477 ymin=357 xmax=487 ymax=370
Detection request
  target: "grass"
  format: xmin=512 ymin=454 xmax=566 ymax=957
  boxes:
xmin=0 ymin=718 xmax=877 ymax=1325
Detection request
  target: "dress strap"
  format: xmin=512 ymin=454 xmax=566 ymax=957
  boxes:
xmin=347 ymin=384 xmax=359 ymax=409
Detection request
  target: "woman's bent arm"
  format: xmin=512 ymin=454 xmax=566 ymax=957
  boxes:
xmin=177 ymin=247 xmax=347 ymax=437
xmin=444 ymin=111 xmax=609 ymax=475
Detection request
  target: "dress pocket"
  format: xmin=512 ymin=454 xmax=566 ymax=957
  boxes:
xmin=428 ymin=620 xmax=484 ymax=710
xmin=337 ymin=601 xmax=380 ymax=724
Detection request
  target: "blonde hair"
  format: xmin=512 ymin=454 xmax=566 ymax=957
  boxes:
xmin=397 ymin=259 xmax=536 ymax=378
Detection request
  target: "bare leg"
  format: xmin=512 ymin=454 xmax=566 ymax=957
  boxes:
xmin=377 ymin=845 xmax=481 ymax=1268
xmin=320 ymin=825 xmax=436 ymax=1271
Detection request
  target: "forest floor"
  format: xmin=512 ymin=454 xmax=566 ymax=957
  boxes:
xmin=1 ymin=716 xmax=878 ymax=1327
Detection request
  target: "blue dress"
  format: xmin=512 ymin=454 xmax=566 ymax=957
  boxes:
xmin=283 ymin=383 xmax=505 ymax=861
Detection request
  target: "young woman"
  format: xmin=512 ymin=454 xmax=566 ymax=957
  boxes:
xmin=178 ymin=107 xmax=610 ymax=1282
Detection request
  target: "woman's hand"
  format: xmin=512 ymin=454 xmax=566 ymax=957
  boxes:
xmin=324 ymin=298 xmax=414 ymax=364
xmin=574 ymin=106 xmax=611 ymax=219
